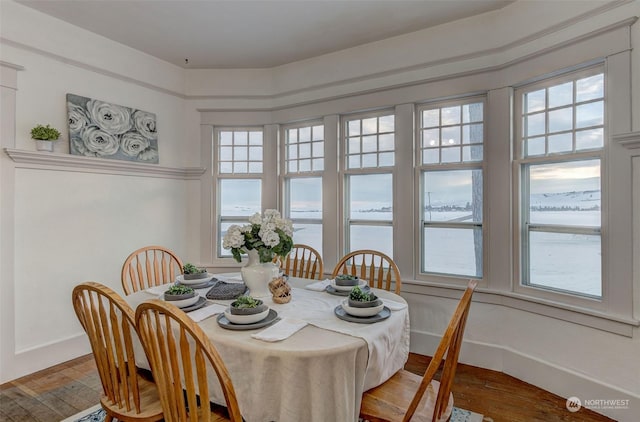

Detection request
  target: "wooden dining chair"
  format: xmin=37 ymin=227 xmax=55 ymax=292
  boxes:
xmin=72 ymin=282 xmax=164 ymax=422
xmin=331 ymin=249 xmax=402 ymax=294
xmin=121 ymin=245 xmax=184 ymax=295
xmin=135 ymin=299 xmax=243 ymax=422
xmin=279 ymin=244 xmax=324 ymax=279
xmin=359 ymin=279 xmax=478 ymax=422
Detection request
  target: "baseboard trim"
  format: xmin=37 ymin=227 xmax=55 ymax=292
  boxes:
xmin=410 ymin=330 xmax=639 ymax=421
xmin=0 ymin=334 xmax=91 ymax=384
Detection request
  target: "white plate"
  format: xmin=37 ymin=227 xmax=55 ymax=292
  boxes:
xmin=329 ymin=278 xmax=368 ymax=292
xmin=341 ymin=299 xmax=384 ymax=317
xmin=161 ymin=293 xmax=200 ymax=308
xmin=175 ymin=273 xmax=215 ymax=285
xmin=223 ymin=307 xmax=270 ymax=325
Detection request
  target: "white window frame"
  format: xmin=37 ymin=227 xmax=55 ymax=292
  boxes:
xmin=280 ymin=121 xmax=324 ymax=252
xmin=513 ymin=64 xmax=609 ymax=309
xmin=213 ymin=126 xmax=266 ymax=261
xmin=340 ymin=109 xmax=395 ymax=258
xmin=415 ymin=97 xmax=486 ymax=283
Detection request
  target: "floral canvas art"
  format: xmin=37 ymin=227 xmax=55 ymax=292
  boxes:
xmin=66 ymin=94 xmax=158 ymax=163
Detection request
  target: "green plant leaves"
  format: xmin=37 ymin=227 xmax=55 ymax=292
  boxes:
xmin=31 ymin=124 xmax=60 ymax=140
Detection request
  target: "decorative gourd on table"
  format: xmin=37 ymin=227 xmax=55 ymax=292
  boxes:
xmin=269 ymin=276 xmax=292 ymax=304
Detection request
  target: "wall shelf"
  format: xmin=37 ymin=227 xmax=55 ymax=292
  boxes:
xmin=613 ymin=131 xmax=640 ymax=150
xmin=4 ymin=148 xmax=206 ymax=180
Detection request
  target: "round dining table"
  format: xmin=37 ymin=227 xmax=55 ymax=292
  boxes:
xmin=126 ymin=275 xmax=410 ymax=422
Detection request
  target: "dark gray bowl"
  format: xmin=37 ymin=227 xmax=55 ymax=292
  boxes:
xmin=184 ymin=271 xmax=209 ymax=280
xmin=348 ymin=297 xmax=382 ymax=308
xmin=335 ymin=275 xmax=360 ymax=286
xmin=163 ymin=291 xmax=199 ymax=308
xmin=230 ymin=300 xmax=267 ymax=315
xmin=164 ymin=291 xmax=197 ymax=301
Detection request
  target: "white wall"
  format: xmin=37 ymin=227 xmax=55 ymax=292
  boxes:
xmin=1 ymin=0 xmax=639 ymax=420
xmin=0 ymin=0 xmax=193 ymax=381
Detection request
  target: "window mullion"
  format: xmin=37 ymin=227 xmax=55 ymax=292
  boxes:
xmin=528 ymin=224 xmax=601 ymax=235
xmin=424 ymin=221 xmax=483 ymax=229
xmin=349 ymin=220 xmax=393 ymax=227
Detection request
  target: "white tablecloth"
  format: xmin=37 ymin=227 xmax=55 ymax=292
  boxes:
xmin=127 ymin=275 xmax=410 ymax=422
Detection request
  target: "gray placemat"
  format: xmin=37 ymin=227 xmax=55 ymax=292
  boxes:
xmin=206 ymin=280 xmax=248 ymax=300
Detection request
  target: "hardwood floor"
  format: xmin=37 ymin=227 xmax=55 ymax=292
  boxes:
xmin=0 ymin=353 xmax=614 ymax=421
xmin=405 ymin=353 xmax=613 ymax=422
xmin=0 ymin=355 xmax=102 ymax=421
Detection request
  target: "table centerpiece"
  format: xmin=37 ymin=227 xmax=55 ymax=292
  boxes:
xmin=223 ymin=209 xmax=293 ymax=297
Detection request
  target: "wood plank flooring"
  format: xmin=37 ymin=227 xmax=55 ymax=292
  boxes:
xmin=0 ymin=353 xmax=614 ymax=421
xmin=0 ymin=355 xmax=102 ymax=421
xmin=405 ymin=353 xmax=613 ymax=422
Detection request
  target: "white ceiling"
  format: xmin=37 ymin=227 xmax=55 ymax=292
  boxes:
xmin=16 ymin=0 xmax=514 ymax=69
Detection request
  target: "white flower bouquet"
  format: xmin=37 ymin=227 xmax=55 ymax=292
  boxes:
xmin=223 ymin=209 xmax=294 ymax=263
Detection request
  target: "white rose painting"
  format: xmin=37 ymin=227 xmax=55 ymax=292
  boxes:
xmin=67 ymin=93 xmax=159 ymax=164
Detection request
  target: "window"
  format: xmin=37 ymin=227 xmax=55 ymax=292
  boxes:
xmin=283 ymin=123 xmax=324 ymax=252
xmin=516 ymin=67 xmax=604 ymax=297
xmin=343 ymin=113 xmax=394 ymax=258
xmin=216 ymin=128 xmax=264 ymax=258
xmin=418 ymin=100 xmax=484 ymax=278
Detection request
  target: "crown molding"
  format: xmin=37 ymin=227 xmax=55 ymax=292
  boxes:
xmin=0 ymin=38 xmax=186 ymax=99
xmin=0 ymin=60 xmax=25 ymax=71
xmin=4 ymin=148 xmax=205 ymax=179
xmin=2 ymin=4 xmax=636 ymax=105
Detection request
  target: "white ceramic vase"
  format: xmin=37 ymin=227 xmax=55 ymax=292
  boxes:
xmin=240 ymin=249 xmax=279 ymax=297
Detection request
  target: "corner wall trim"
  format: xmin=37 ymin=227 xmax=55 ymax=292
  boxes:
xmin=4 ymin=148 xmax=205 ymax=179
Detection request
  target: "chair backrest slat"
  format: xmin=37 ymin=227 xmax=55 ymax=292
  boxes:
xmin=331 ymin=249 xmax=402 ymax=294
xmin=279 ymin=244 xmax=324 ymax=280
xmin=135 ymin=299 xmax=243 ymax=422
xmin=403 ymin=279 xmax=477 ymax=422
xmin=72 ymin=282 xmax=146 ymax=415
xmin=121 ymin=246 xmax=184 ymax=295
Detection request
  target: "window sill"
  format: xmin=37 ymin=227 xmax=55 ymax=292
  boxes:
xmin=4 ymin=148 xmax=205 ymax=180
xmin=402 ymin=280 xmax=639 ymax=337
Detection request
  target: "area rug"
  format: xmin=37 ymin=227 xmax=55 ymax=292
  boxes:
xmin=450 ymin=406 xmax=486 ymax=422
xmin=64 ymin=404 xmax=486 ymax=422
xmin=60 ymin=404 xmax=104 ymax=422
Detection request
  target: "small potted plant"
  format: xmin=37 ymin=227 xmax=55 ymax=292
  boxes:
xmin=230 ymin=295 xmax=267 ymax=315
xmin=342 ymin=286 xmax=384 ymax=317
xmin=163 ymin=285 xmax=199 ymax=308
xmin=182 ymin=263 xmax=208 ymax=280
xmin=334 ymin=274 xmax=360 ymax=287
xmin=348 ymin=286 xmax=382 ymax=308
xmin=31 ymin=124 xmax=61 ymax=152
